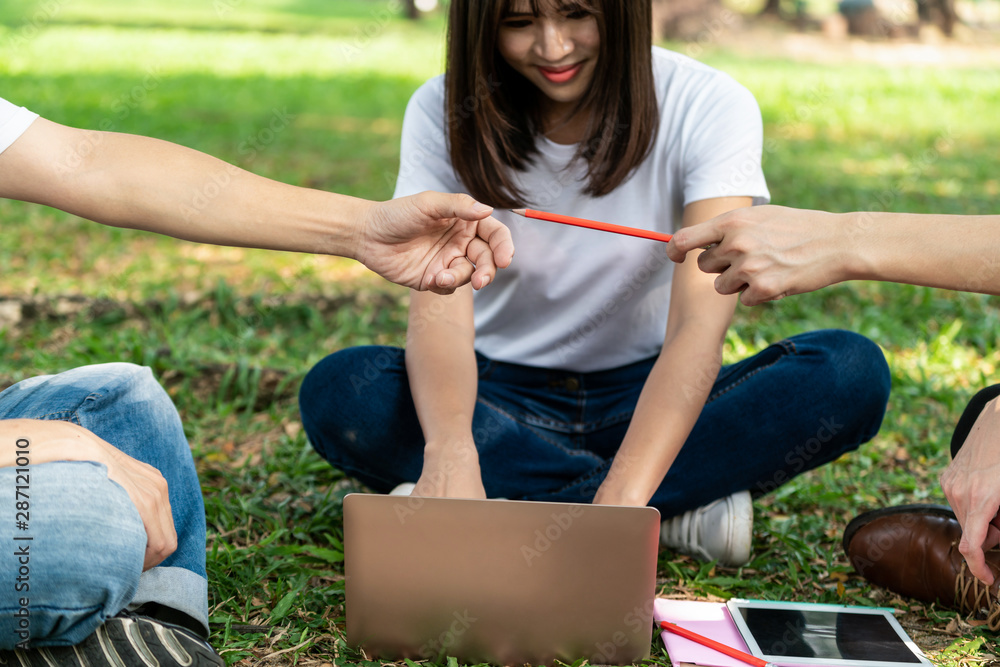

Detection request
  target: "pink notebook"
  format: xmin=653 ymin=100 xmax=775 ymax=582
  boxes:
xmin=653 ymin=599 xmax=815 ymax=667
xmin=654 ymin=599 xmax=753 ymax=667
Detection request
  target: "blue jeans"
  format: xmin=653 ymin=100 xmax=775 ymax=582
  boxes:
xmin=299 ymin=329 xmax=891 ymax=515
xmin=0 ymin=363 xmax=208 ymax=649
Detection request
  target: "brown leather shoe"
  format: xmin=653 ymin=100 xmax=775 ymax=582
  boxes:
xmin=843 ymin=504 xmax=1000 ymax=630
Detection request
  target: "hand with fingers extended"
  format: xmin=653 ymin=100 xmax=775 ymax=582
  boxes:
xmin=359 ymin=191 xmax=515 ymax=295
xmin=941 ymin=396 xmax=1000 ymax=586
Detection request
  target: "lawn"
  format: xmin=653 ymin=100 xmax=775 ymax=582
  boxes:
xmin=1 ymin=0 xmax=999 ymax=665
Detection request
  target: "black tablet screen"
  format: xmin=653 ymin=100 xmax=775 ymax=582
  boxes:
xmin=733 ymin=606 xmax=921 ymax=663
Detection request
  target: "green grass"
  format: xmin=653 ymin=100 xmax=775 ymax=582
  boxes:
xmin=2 ymin=1 xmax=1000 ymax=665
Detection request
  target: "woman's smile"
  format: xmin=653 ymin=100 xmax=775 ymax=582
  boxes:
xmin=537 ymin=62 xmax=584 ymax=84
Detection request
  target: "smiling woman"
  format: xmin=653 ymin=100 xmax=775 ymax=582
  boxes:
xmin=445 ymin=0 xmax=660 ymax=208
xmin=495 ymin=2 xmax=601 ymax=134
xmin=298 ymin=0 xmax=893 ymax=583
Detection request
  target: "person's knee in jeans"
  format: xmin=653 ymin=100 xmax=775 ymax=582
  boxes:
xmin=72 ymin=364 xmax=206 ymax=558
xmin=0 ymin=461 xmax=146 ymax=649
xmin=299 ymin=346 xmax=413 ymax=476
xmin=0 ymin=363 xmax=210 ymax=637
xmin=803 ymin=329 xmax=891 ymax=457
xmin=51 ymin=363 xmax=189 ymax=453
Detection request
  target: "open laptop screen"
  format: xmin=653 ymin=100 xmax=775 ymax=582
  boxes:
xmin=344 ymin=494 xmax=660 ymax=666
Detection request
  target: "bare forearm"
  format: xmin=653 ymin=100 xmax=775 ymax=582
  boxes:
xmin=846 ymin=211 xmax=1000 ymax=294
xmin=0 ymin=419 xmax=105 ymax=468
xmin=405 ymin=290 xmax=478 ymax=446
xmin=0 ymin=120 xmax=362 ymax=258
xmin=600 ymin=197 xmax=744 ymax=505
xmin=601 ymin=330 xmax=724 ymax=505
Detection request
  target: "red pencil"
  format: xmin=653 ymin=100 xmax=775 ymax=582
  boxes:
xmin=511 ymin=208 xmax=672 ymax=243
xmin=659 ymin=621 xmax=775 ymax=667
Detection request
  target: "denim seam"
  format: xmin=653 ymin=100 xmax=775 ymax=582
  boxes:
xmin=38 ymin=409 xmax=80 ymax=424
xmin=476 ymin=396 xmax=633 ymax=435
xmin=592 ymin=409 xmax=634 ymax=430
xmin=476 ymin=397 xmax=602 ymax=458
xmin=38 ymin=386 xmax=106 ymax=422
xmin=573 ymin=390 xmax=634 ymax=431
xmin=541 ymin=459 xmax=612 ymax=497
xmin=708 ymin=338 xmax=797 ymax=404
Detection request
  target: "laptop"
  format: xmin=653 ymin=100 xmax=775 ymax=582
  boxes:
xmin=344 ymin=494 xmax=660 ymax=666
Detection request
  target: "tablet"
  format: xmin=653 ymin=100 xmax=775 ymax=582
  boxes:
xmin=726 ymin=599 xmax=932 ymax=667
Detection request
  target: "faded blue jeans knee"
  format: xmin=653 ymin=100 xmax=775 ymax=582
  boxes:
xmin=0 ymin=363 xmax=208 ymax=649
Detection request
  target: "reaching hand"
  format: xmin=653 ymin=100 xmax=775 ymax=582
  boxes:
xmin=591 ymin=451 xmax=648 ymax=507
xmin=358 ymin=191 xmax=515 ymax=294
xmin=412 ymin=440 xmax=487 ymax=499
xmin=941 ymin=397 xmax=1000 ymax=586
xmin=591 ymin=484 xmax=648 ymax=507
xmin=665 ymin=205 xmax=851 ymax=306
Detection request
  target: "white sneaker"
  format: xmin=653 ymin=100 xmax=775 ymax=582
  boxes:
xmin=660 ymin=490 xmax=753 ymax=566
xmin=389 ymin=482 xmax=416 ymax=496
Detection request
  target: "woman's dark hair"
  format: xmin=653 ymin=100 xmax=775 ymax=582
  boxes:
xmin=445 ymin=0 xmax=658 ymax=208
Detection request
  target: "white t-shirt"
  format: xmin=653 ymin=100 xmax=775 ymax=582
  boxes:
xmin=0 ymin=97 xmax=38 ymax=155
xmin=394 ymin=47 xmax=770 ymax=372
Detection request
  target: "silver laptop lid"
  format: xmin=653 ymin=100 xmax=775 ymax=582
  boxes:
xmin=345 ymin=494 xmax=660 ymax=665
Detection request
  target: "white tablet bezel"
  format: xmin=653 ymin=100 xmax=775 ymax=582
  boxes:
xmin=726 ymin=598 xmax=933 ymax=667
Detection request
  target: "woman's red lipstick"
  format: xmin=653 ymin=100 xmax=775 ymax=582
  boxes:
xmin=538 ymin=63 xmax=582 ymax=83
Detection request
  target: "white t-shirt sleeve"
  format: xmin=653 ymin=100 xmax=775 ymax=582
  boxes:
xmin=681 ymin=77 xmax=770 ymax=207
xmin=0 ymin=97 xmax=39 ymax=156
xmin=393 ymin=76 xmax=464 ymax=199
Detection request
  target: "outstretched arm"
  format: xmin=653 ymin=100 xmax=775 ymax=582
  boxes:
xmin=666 ymin=205 xmax=1000 ymax=305
xmin=0 ymin=118 xmax=513 ymax=294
